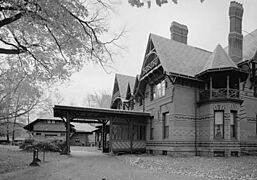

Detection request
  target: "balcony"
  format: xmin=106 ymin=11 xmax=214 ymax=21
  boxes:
xmin=199 ymin=88 xmax=240 ymax=102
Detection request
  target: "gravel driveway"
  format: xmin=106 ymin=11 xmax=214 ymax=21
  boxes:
xmin=0 ymin=147 xmax=216 ymax=180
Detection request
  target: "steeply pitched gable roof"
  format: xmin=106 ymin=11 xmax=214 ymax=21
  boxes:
xmin=115 ymin=73 xmax=136 ymax=98
xmin=198 ymin=44 xmax=237 ymax=74
xmin=150 ymin=34 xmax=211 ymax=77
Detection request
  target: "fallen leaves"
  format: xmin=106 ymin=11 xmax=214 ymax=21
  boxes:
xmin=118 ymin=154 xmax=257 ymax=180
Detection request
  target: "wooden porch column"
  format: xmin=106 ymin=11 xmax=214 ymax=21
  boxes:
xmin=102 ymin=122 xmax=105 ymax=153
xmin=210 ymin=76 xmax=213 ymax=99
xmin=238 ymin=77 xmax=241 ymax=98
xmin=227 ymin=75 xmax=230 ymax=98
xmin=65 ymin=116 xmax=71 ymax=155
xmin=129 ymin=119 xmax=133 ymax=154
xmin=109 ymin=118 xmax=113 ymax=153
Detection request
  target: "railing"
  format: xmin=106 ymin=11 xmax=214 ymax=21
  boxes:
xmin=199 ymin=88 xmax=240 ymax=101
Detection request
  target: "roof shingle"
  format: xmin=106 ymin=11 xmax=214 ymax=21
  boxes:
xmin=198 ymin=44 xmax=237 ymax=74
xmin=150 ymin=34 xmax=211 ymax=77
xmin=116 ymin=73 xmax=136 ymax=98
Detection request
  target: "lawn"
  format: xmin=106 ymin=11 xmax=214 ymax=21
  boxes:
xmin=118 ymin=154 xmax=257 ymax=180
xmin=0 ymin=145 xmax=67 ymax=174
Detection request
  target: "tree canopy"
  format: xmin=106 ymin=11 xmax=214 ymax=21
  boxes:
xmin=0 ymin=0 xmax=122 ymax=82
xmin=128 ymin=0 xmax=205 ymax=8
xmin=0 ymin=0 xmax=122 ymax=122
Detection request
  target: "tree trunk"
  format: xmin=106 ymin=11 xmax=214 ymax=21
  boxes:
xmin=12 ymin=117 xmax=17 ymax=143
xmin=6 ymin=118 xmax=10 ymax=143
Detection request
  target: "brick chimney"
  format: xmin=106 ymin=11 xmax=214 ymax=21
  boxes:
xmin=170 ymin=21 xmax=188 ymax=44
xmin=228 ymin=1 xmax=243 ymax=63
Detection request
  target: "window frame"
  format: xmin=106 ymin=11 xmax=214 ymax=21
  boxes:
xmin=255 ymin=114 xmax=257 ymax=136
xmin=230 ymin=111 xmax=237 ymax=139
xmin=163 ymin=112 xmax=169 ymax=139
xmin=150 ymin=79 xmax=166 ymax=101
xmin=150 ymin=117 xmax=154 ymax=140
xmin=214 ymin=110 xmax=224 ymax=139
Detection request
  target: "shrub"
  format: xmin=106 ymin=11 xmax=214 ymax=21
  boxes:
xmin=20 ymin=138 xmax=66 ymax=152
xmin=19 ymin=138 xmax=35 ymax=149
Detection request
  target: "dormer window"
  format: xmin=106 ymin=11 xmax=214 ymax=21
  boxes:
xmin=151 ymin=80 xmax=166 ymax=100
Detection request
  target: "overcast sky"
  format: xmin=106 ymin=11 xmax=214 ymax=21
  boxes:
xmin=58 ymin=0 xmax=257 ymax=107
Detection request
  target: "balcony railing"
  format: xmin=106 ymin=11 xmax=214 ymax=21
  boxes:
xmin=199 ymin=88 xmax=240 ymax=101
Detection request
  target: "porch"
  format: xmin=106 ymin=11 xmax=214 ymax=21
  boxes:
xmin=198 ymin=70 xmax=245 ymax=103
xmin=53 ymin=105 xmax=151 ymax=154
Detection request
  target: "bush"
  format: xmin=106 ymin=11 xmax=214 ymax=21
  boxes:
xmin=19 ymin=138 xmax=35 ymax=149
xmin=19 ymin=138 xmax=66 ymax=152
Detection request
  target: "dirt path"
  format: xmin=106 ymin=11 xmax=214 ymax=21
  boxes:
xmin=1 ymin=147 xmax=216 ymax=180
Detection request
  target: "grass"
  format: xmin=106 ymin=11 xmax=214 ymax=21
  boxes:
xmin=0 ymin=145 xmax=67 ymax=174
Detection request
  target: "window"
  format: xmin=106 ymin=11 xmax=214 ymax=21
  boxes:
xmin=139 ymin=126 xmax=146 ymax=140
xmin=61 ymin=133 xmax=65 ymax=136
xmin=75 ymin=138 xmax=80 ymax=143
xmin=45 ymin=134 xmax=57 ymax=137
xmin=230 ymin=111 xmax=237 ymax=139
xmin=36 ymin=132 xmax=41 ymax=136
xmin=163 ymin=112 xmax=169 ymax=139
xmin=150 ymin=118 xmax=154 ymax=140
xmin=214 ymin=111 xmax=224 ymax=139
xmin=255 ymin=114 xmax=257 ymax=135
xmin=255 ymin=86 xmax=257 ymax=97
xmin=151 ymin=80 xmax=166 ymax=100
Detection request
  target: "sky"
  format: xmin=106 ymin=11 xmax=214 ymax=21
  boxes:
xmin=58 ymin=0 xmax=257 ymax=107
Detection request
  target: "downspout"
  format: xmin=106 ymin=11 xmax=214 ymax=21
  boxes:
xmin=194 ymin=84 xmax=198 ymax=156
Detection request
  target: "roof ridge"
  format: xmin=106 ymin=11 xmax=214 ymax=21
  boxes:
xmin=150 ymin=33 xmax=211 ymax=53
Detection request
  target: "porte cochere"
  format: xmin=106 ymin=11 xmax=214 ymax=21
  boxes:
xmin=53 ymin=105 xmax=151 ymax=154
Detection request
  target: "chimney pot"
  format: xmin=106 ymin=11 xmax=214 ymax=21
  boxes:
xmin=170 ymin=21 xmax=188 ymax=44
xmin=228 ymin=1 xmax=243 ymax=63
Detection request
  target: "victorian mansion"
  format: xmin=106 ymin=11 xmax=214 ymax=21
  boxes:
xmin=109 ymin=1 xmax=257 ymax=156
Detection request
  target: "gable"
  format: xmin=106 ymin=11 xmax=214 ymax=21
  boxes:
xmin=111 ymin=77 xmax=120 ymax=104
xmin=126 ymin=84 xmax=131 ymax=99
xmin=150 ymin=33 xmax=211 ymax=77
xmin=140 ymin=36 xmax=161 ymax=78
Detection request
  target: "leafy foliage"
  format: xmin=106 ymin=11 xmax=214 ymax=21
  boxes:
xmin=128 ymin=0 xmax=205 ymax=8
xmin=0 ymin=0 xmax=122 ymax=122
xmin=20 ymin=138 xmax=66 ymax=152
xmin=0 ymin=58 xmax=42 ymax=121
xmin=0 ymin=0 xmax=122 ymax=82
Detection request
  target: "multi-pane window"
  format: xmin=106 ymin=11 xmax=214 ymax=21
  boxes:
xmin=150 ymin=118 xmax=154 ymax=140
xmin=163 ymin=112 xmax=169 ymax=139
xmin=230 ymin=111 xmax=237 ymax=139
xmin=151 ymin=80 xmax=166 ymax=100
xmin=214 ymin=111 xmax=224 ymax=139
